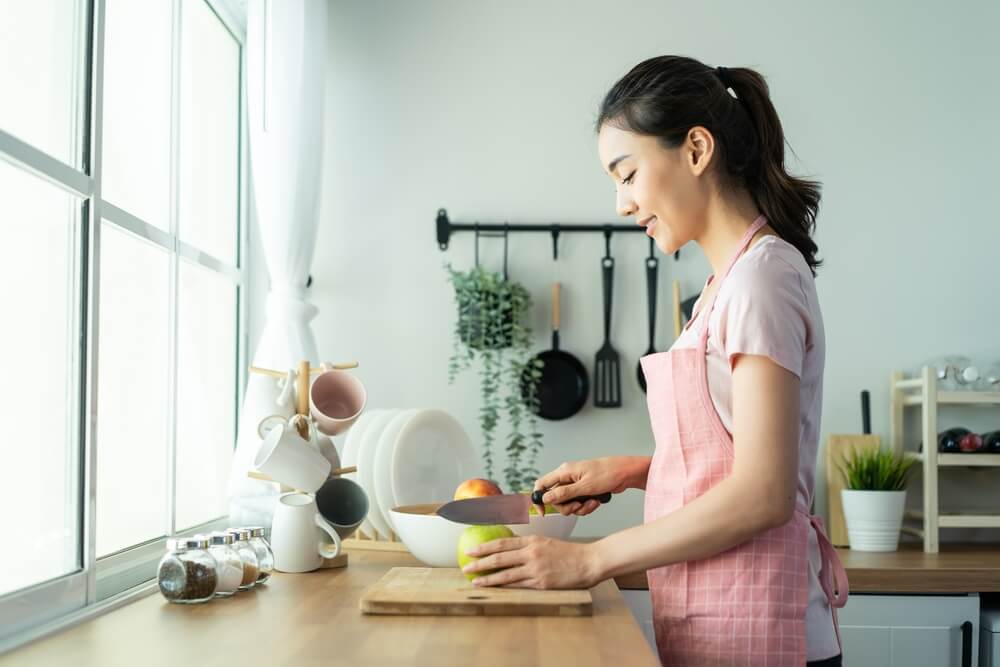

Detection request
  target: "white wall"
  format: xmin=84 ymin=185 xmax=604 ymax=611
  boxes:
xmin=249 ymin=0 xmax=1000 ymax=538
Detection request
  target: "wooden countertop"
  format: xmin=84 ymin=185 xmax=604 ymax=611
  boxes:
xmin=1 ymin=549 xmax=659 ymax=667
xmin=613 ymin=543 xmax=1000 ymax=593
xmin=833 ymin=543 xmax=1000 ymax=593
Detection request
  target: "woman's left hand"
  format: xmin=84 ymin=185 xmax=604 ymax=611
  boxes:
xmin=461 ymin=536 xmax=603 ymax=589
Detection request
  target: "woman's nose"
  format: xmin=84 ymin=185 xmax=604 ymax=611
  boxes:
xmin=616 ymin=188 xmax=636 ymax=218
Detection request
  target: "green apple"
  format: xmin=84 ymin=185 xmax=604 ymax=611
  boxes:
xmin=456 ymin=524 xmax=514 ymax=581
xmin=528 ymin=502 xmax=558 ymax=516
xmin=520 ymin=492 xmax=557 ymax=516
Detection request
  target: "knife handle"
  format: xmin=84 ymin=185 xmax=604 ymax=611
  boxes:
xmin=531 ymin=490 xmax=612 ymax=505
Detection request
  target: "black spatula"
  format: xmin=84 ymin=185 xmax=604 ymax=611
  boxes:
xmin=594 ymin=230 xmax=621 ymax=407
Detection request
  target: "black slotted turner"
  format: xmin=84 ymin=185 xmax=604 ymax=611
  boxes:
xmin=594 ymin=230 xmax=621 ymax=407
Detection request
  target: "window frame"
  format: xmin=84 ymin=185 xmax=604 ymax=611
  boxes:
xmin=0 ymin=0 xmax=250 ymax=653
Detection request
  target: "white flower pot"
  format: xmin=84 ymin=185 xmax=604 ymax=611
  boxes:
xmin=841 ymin=489 xmax=907 ymax=552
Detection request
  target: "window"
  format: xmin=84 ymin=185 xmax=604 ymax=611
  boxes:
xmin=0 ymin=0 xmax=87 ymax=167
xmin=95 ymin=224 xmax=171 ymax=557
xmin=101 ymin=0 xmax=173 ymax=231
xmin=0 ymin=0 xmax=246 ymax=651
xmin=0 ymin=160 xmax=84 ymax=598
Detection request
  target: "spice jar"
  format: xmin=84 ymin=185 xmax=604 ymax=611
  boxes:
xmin=241 ymin=526 xmax=275 ymax=584
xmin=157 ymin=537 xmax=218 ymax=604
xmin=207 ymin=532 xmax=244 ymax=597
xmin=227 ymin=528 xmax=260 ymax=590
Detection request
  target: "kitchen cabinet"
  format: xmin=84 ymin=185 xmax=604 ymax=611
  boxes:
xmin=621 ymin=588 xmax=983 ymax=666
xmin=840 ymin=593 xmax=979 ymax=667
xmin=983 ymin=605 xmax=1000 ymax=667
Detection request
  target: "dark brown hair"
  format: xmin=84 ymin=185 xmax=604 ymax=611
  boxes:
xmin=597 ymin=55 xmax=821 ymax=274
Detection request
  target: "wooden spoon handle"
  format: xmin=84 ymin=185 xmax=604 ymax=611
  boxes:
xmin=297 ymin=360 xmax=310 ymax=416
xmin=672 ymin=280 xmax=682 ymax=338
xmin=551 ymin=282 xmax=561 ymax=331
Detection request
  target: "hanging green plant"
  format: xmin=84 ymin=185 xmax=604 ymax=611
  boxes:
xmin=446 ymin=263 xmax=544 ymax=493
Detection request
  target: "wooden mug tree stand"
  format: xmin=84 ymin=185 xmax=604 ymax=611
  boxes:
xmin=246 ymin=358 xmax=369 ymax=569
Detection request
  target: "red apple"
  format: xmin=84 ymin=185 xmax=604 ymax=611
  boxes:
xmin=454 ymin=478 xmax=502 ymax=500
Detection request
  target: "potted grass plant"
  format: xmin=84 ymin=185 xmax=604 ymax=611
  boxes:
xmin=445 ymin=263 xmax=543 ymax=493
xmin=839 ymin=446 xmax=917 ymax=552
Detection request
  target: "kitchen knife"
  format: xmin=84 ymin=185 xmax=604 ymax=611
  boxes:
xmin=436 ymin=491 xmax=612 ymax=525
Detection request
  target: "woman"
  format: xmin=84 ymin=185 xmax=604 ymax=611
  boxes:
xmin=460 ymin=56 xmax=848 ymax=666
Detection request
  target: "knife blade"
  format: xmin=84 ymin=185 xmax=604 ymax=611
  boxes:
xmin=437 ymin=494 xmax=533 ymax=525
xmin=436 ymin=491 xmax=613 ymax=525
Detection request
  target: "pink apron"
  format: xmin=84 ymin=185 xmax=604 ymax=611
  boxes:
xmin=640 ymin=216 xmax=848 ymax=666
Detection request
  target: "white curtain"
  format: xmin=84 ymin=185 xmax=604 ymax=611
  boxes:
xmin=227 ymin=0 xmax=328 ymax=528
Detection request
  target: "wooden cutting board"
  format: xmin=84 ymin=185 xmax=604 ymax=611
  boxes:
xmin=826 ymin=434 xmax=881 ymax=546
xmin=359 ymin=567 xmax=593 ymax=616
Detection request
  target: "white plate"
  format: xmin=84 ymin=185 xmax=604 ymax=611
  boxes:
xmin=391 ymin=409 xmax=476 ymax=507
xmin=373 ymin=409 xmax=419 ymax=532
xmin=340 ymin=409 xmax=380 ymax=539
xmin=358 ymin=409 xmax=398 ymax=539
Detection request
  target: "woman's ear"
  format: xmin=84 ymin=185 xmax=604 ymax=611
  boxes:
xmin=685 ymin=126 xmax=715 ymax=177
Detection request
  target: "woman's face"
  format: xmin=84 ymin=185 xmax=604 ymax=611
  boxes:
xmin=597 ymin=123 xmax=712 ymax=255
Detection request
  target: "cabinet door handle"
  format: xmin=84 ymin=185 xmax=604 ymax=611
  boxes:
xmin=961 ymin=620 xmax=972 ymax=667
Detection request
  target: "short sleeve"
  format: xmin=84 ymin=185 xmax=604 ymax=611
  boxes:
xmin=714 ymin=253 xmax=811 ymax=379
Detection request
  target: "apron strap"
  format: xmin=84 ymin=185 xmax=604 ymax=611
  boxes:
xmin=809 ymin=514 xmax=849 ymax=651
xmin=695 ymin=214 xmax=769 ymax=345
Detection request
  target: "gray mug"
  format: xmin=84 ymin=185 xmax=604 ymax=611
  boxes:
xmin=315 ymin=476 xmax=368 ymax=539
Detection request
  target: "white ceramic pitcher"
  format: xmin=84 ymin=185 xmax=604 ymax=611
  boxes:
xmin=270 ymin=492 xmax=342 ymax=572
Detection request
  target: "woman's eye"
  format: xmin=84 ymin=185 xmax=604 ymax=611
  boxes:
xmin=621 ymin=171 xmax=635 ymax=185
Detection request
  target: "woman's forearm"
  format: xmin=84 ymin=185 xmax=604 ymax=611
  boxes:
xmin=590 ymin=474 xmax=788 ymax=581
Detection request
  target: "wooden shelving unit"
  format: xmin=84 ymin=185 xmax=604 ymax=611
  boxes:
xmin=891 ymin=367 xmax=1000 ymax=552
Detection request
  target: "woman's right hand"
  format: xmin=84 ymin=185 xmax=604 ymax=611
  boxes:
xmin=533 ymin=456 xmax=646 ymax=516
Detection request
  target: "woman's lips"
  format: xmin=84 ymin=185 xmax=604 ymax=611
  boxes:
xmin=641 ymin=216 xmax=657 ymax=237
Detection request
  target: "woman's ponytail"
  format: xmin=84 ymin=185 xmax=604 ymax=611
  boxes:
xmin=723 ymin=67 xmax=821 ymax=274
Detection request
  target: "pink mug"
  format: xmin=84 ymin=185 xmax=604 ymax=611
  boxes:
xmin=309 ymin=367 xmax=366 ymax=436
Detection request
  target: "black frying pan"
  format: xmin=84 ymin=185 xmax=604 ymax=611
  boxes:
xmin=521 ymin=283 xmax=589 ymax=420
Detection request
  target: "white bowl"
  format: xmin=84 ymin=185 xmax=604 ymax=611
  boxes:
xmin=389 ymin=503 xmax=580 ymax=568
xmin=509 ymin=511 xmax=578 ymax=540
xmin=389 ymin=503 xmax=467 ymax=567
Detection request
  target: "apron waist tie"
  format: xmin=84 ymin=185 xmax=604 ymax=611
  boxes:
xmin=808 ymin=513 xmax=849 ymax=652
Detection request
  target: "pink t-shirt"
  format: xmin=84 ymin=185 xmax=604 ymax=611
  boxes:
xmin=672 ymin=234 xmax=838 ymax=661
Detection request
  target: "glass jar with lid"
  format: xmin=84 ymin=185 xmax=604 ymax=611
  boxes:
xmin=207 ymin=532 xmax=244 ymax=597
xmin=157 ymin=537 xmax=218 ymax=604
xmin=980 ymin=362 xmax=1000 ymax=392
xmin=919 ymin=356 xmax=980 ymax=390
xmin=227 ymin=528 xmax=260 ymax=590
xmin=240 ymin=526 xmax=274 ymax=584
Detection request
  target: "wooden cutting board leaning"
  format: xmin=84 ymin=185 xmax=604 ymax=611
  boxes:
xmin=826 ymin=433 xmax=881 ymax=546
xmin=825 ymin=390 xmax=880 ymax=546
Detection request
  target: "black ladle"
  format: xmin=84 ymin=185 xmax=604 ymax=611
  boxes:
xmin=637 ymin=239 xmax=658 ymax=393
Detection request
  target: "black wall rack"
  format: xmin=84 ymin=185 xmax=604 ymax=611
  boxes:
xmin=435 ymin=208 xmax=673 ymax=260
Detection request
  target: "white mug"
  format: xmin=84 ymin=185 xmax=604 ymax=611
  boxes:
xmin=275 ymin=368 xmax=297 ymax=412
xmin=254 ymin=423 xmax=331 ymax=493
xmin=291 ymin=413 xmax=340 ymax=468
xmin=270 ymin=492 xmax=342 ymax=573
